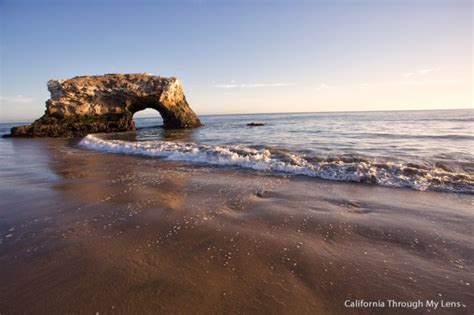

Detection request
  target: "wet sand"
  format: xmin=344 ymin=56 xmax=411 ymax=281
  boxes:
xmin=0 ymin=138 xmax=473 ymax=314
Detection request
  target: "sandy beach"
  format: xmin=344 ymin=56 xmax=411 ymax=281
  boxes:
xmin=2 ymin=0 xmax=473 ymax=313
xmin=0 ymin=138 xmax=472 ymax=314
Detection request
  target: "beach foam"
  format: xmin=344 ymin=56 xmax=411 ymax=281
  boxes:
xmin=79 ymin=134 xmax=473 ymax=194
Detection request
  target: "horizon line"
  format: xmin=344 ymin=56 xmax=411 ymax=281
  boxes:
xmin=1 ymin=107 xmax=472 ymax=124
xmin=195 ymin=107 xmax=473 ymax=117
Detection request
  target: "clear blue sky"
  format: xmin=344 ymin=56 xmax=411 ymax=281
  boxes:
xmin=1 ymin=0 xmax=472 ymax=121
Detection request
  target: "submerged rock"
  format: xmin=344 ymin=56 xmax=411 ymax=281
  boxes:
xmin=8 ymin=73 xmax=202 ymax=137
xmin=247 ymin=122 xmax=265 ymax=126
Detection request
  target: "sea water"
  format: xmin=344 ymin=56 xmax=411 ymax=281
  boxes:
xmin=2 ymin=109 xmax=473 ymax=193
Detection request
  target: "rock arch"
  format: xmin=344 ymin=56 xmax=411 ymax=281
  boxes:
xmin=9 ymin=73 xmax=202 ymax=137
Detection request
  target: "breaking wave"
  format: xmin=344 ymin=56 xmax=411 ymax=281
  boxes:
xmin=79 ymin=134 xmax=473 ymax=194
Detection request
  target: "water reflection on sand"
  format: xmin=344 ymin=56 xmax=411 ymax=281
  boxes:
xmin=0 ymin=137 xmax=473 ymax=314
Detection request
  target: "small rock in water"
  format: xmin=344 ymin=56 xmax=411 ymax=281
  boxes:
xmin=247 ymin=122 xmax=265 ymax=126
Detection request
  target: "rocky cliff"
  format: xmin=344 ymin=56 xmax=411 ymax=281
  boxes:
xmin=9 ymin=73 xmax=202 ymax=137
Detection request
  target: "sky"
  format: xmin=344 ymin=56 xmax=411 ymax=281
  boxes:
xmin=0 ymin=0 xmax=472 ymax=121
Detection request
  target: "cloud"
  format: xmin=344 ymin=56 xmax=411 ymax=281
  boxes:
xmin=0 ymin=95 xmax=36 ymax=104
xmin=210 ymin=82 xmax=293 ymax=88
xmin=315 ymin=83 xmax=333 ymax=92
xmin=397 ymin=79 xmax=453 ymax=86
xmin=417 ymin=68 xmax=436 ymax=75
xmin=403 ymin=67 xmax=440 ymax=79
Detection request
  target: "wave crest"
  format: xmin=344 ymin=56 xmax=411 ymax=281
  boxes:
xmin=79 ymin=134 xmax=473 ymax=194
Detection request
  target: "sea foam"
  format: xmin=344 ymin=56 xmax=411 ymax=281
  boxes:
xmin=79 ymin=134 xmax=473 ymax=194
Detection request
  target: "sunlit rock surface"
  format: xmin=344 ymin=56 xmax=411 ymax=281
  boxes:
xmin=9 ymin=73 xmax=202 ymax=137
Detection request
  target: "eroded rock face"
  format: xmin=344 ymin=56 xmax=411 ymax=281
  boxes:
xmin=9 ymin=73 xmax=202 ymax=137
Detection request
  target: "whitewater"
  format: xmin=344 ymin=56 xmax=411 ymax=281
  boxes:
xmin=80 ymin=133 xmax=473 ymax=194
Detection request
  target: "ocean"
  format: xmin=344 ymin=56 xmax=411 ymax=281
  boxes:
xmin=1 ymin=109 xmax=473 ymax=194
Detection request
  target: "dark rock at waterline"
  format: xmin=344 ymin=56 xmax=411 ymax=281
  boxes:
xmin=8 ymin=113 xmax=135 ymax=138
xmin=8 ymin=73 xmax=202 ymax=138
xmin=247 ymin=122 xmax=265 ymax=127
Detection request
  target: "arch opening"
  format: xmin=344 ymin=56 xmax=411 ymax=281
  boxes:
xmin=126 ymin=94 xmax=199 ymax=129
xmin=132 ymin=108 xmax=164 ymax=129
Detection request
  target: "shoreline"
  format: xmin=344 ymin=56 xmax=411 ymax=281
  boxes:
xmin=78 ymin=133 xmax=474 ymax=195
xmin=0 ymin=138 xmax=473 ymax=314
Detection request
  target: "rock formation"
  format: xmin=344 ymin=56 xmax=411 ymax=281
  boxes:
xmin=9 ymin=73 xmax=202 ymax=137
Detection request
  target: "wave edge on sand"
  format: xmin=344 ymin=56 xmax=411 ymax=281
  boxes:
xmin=79 ymin=134 xmax=473 ymax=194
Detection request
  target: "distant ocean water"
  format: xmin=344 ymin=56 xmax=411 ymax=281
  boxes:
xmin=1 ymin=109 xmax=473 ymax=193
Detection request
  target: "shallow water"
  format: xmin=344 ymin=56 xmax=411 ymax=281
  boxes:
xmin=2 ymin=109 xmax=473 ymax=193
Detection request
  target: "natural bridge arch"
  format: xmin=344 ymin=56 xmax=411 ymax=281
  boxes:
xmin=9 ymin=73 xmax=202 ymax=137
